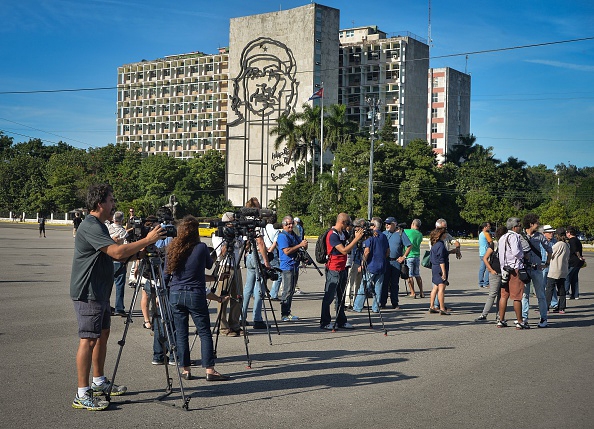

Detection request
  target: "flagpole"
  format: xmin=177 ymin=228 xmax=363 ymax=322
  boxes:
xmin=319 ymin=82 xmax=324 ymax=190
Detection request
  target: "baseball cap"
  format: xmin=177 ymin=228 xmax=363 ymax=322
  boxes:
xmin=542 ymin=225 xmax=555 ymax=233
xmin=294 ymin=217 xmax=301 ymax=223
xmin=221 ymin=212 xmax=234 ymax=222
xmin=385 ymin=216 xmax=397 ymax=224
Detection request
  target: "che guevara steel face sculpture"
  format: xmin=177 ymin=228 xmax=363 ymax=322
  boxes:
xmin=229 ymin=37 xmax=299 ymax=126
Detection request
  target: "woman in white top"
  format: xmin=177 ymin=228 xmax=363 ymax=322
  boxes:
xmin=545 ymin=228 xmax=569 ymax=314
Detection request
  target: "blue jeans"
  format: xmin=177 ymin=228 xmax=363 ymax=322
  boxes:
xmin=543 ymin=267 xmax=558 ymax=308
xmin=269 ymin=250 xmax=282 ymax=299
xmin=113 ymin=261 xmax=127 ymax=313
xmin=382 ymin=263 xmax=399 ymax=306
xmin=169 ymin=290 xmax=214 ymax=369
xmin=478 ymin=256 xmax=489 ymax=287
xmin=522 ymin=268 xmax=547 ymax=321
xmin=320 ymin=269 xmax=347 ymax=327
xmin=353 ymin=271 xmax=384 ymax=312
xmin=281 ymin=267 xmax=299 ymax=316
xmin=243 ymin=253 xmax=264 ymax=322
xmin=565 ymin=266 xmax=580 ymax=298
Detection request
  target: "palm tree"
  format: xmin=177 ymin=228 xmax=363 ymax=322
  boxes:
xmin=446 ymin=133 xmax=476 ymax=166
xmin=323 ymin=104 xmax=356 ymax=152
xmin=270 ymin=113 xmax=307 ymax=174
xmin=299 ymin=103 xmax=322 ymax=183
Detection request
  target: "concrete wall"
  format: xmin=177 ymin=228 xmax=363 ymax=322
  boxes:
xmin=226 ymin=4 xmax=339 ymax=206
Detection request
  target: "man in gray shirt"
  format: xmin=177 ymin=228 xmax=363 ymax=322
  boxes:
xmin=71 ymin=184 xmax=165 ymax=411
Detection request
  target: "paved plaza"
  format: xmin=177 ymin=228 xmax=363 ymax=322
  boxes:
xmin=1 ymin=222 xmax=593 ymax=428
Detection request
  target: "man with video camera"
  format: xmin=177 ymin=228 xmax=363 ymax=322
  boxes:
xmin=70 ymin=184 xmax=166 ymax=411
xmin=320 ymin=213 xmax=365 ymax=330
xmin=352 ymin=218 xmax=390 ymax=313
xmin=277 ymin=215 xmax=308 ymax=321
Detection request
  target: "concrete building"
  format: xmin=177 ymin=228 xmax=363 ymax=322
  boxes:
xmin=338 ymin=26 xmax=430 ymax=146
xmin=116 ymin=49 xmax=229 ymax=159
xmin=428 ymin=67 xmax=471 ymax=164
xmin=226 ymin=3 xmax=339 ymax=206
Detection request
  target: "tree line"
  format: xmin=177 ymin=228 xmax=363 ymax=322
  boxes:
xmin=2 ymin=107 xmax=593 ymax=238
xmin=272 ymin=104 xmax=594 ymax=237
xmin=0 ymin=132 xmax=230 ymax=219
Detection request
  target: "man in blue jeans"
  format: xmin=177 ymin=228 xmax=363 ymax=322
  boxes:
xmin=277 ymin=215 xmax=308 ymax=321
xmin=520 ymin=213 xmax=552 ymax=328
xmin=382 ymin=217 xmax=411 ymax=308
xmin=320 ymin=213 xmax=364 ymax=330
xmin=478 ymin=222 xmax=492 ymax=288
xmin=352 ymin=218 xmax=389 ymax=313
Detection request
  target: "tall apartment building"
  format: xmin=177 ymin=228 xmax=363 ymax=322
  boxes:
xmin=428 ymin=67 xmax=471 ymax=163
xmin=116 ymin=48 xmax=229 ymax=159
xmin=338 ymin=26 xmax=429 ymax=146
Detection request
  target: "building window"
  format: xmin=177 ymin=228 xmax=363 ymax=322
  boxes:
xmin=432 ymin=93 xmax=439 ymax=103
xmin=431 ymin=108 xmax=438 ymax=118
xmin=431 ymin=123 xmax=438 ymax=134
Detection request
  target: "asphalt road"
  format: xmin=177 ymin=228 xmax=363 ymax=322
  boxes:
xmin=1 ymin=222 xmax=592 ymax=428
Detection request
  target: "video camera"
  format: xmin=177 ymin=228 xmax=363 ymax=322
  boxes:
xmin=211 ymin=207 xmax=276 ymax=241
xmin=128 ymin=209 xmax=177 ymax=242
xmin=348 ymin=220 xmax=374 ymax=243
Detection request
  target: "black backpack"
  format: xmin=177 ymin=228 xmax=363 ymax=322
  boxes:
xmin=315 ymin=228 xmax=334 ymax=264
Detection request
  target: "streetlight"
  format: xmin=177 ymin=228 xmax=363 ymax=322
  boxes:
xmin=366 ymin=97 xmax=381 ymax=220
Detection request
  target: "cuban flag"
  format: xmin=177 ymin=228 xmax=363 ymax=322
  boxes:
xmin=308 ymin=87 xmax=324 ymax=101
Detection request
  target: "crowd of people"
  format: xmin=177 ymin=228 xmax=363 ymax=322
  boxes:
xmin=68 ymin=183 xmax=587 ymax=411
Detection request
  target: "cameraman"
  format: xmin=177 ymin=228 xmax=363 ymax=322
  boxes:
xmin=277 ymin=215 xmax=307 ymax=321
xmin=70 ymin=184 xmax=166 ymax=411
xmin=212 ymin=212 xmax=244 ymax=336
xmin=498 ymin=217 xmax=528 ymax=329
xmin=345 ymin=218 xmax=366 ymax=308
xmin=264 ymin=215 xmax=283 ymax=300
xmin=352 ymin=218 xmax=389 ymax=313
xmin=320 ymin=213 xmax=364 ymax=330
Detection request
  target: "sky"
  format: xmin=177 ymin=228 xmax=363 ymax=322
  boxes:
xmin=1 ymin=0 xmax=593 ymax=169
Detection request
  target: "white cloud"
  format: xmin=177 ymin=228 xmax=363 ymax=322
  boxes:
xmin=526 ymin=59 xmax=594 ymax=72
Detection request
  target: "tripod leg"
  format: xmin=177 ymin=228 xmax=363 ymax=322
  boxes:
xmin=106 ymin=260 xmax=145 ymax=401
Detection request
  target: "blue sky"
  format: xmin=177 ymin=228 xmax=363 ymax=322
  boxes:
xmin=1 ymin=0 xmax=593 ymax=168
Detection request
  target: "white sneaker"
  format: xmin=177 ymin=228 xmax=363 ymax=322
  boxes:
xmin=321 ymin=323 xmax=335 ymax=330
xmin=339 ymin=322 xmax=355 ymax=329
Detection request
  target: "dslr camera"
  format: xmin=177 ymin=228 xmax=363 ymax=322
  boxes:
xmin=501 ymin=265 xmax=514 ymax=284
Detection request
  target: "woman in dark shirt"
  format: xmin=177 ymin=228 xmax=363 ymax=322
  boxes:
xmin=166 ymin=216 xmax=230 ymax=381
xmin=429 ymin=227 xmax=450 ymax=315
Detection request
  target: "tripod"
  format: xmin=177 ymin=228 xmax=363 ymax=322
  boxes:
xmin=334 ymin=249 xmax=387 ymax=335
xmin=108 ymin=249 xmax=191 ymax=410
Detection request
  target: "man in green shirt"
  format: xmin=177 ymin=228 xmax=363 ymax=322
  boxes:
xmin=404 ymin=219 xmax=424 ymax=298
xmin=71 ymin=184 xmax=166 ymax=410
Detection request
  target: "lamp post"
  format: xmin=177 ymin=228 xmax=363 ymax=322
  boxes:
xmin=366 ymin=97 xmax=381 ymax=220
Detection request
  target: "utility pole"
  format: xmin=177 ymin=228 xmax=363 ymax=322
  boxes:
xmin=366 ymin=97 xmax=381 ymax=220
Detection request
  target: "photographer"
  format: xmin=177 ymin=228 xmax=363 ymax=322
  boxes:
xmin=497 ymin=218 xmax=528 ymax=329
xmin=352 ymin=218 xmax=389 ymax=313
xmin=71 ymin=184 xmax=166 ymax=411
xmin=320 ymin=213 xmax=365 ymax=330
xmin=166 ymin=216 xmax=230 ymax=381
xmin=383 ymin=217 xmax=411 ymax=308
xmin=107 ymin=211 xmax=131 ymax=317
xmin=345 ymin=218 xmax=366 ymax=308
xmin=264 ymin=215 xmax=283 ymax=300
xmin=212 ymin=212 xmax=244 ymax=336
xmin=277 ymin=215 xmax=307 ymax=321
xmin=240 ymin=198 xmax=271 ymax=329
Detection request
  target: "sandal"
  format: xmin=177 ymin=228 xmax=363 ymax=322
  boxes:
xmin=143 ymin=320 xmax=152 ymax=329
xmin=428 ymin=307 xmax=439 ymax=314
xmin=440 ymin=310 xmax=451 ymax=315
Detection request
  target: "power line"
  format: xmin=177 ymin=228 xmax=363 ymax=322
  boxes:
xmin=0 ymin=117 xmax=94 ymax=147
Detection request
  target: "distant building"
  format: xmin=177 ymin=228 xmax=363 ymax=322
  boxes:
xmin=428 ymin=67 xmax=471 ymax=164
xmin=115 ymin=4 xmax=471 ymax=204
xmin=116 ymin=49 xmax=229 ymax=159
xmin=338 ymin=26 xmax=430 ymax=146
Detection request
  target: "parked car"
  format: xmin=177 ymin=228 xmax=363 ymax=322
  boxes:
xmin=199 ymin=222 xmax=217 ymax=238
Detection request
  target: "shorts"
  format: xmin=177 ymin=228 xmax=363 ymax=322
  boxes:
xmin=406 ymin=257 xmax=420 ymax=278
xmin=500 ymin=270 xmax=523 ymax=301
xmin=73 ymin=300 xmax=111 ymax=338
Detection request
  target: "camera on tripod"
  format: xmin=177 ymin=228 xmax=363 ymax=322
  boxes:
xmin=128 ymin=209 xmax=177 ymax=242
xmin=211 ymin=207 xmax=275 ymax=240
xmin=260 ymin=265 xmax=282 ymax=281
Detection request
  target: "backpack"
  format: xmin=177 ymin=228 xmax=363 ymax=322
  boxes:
xmin=315 ymin=228 xmax=334 ymax=264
